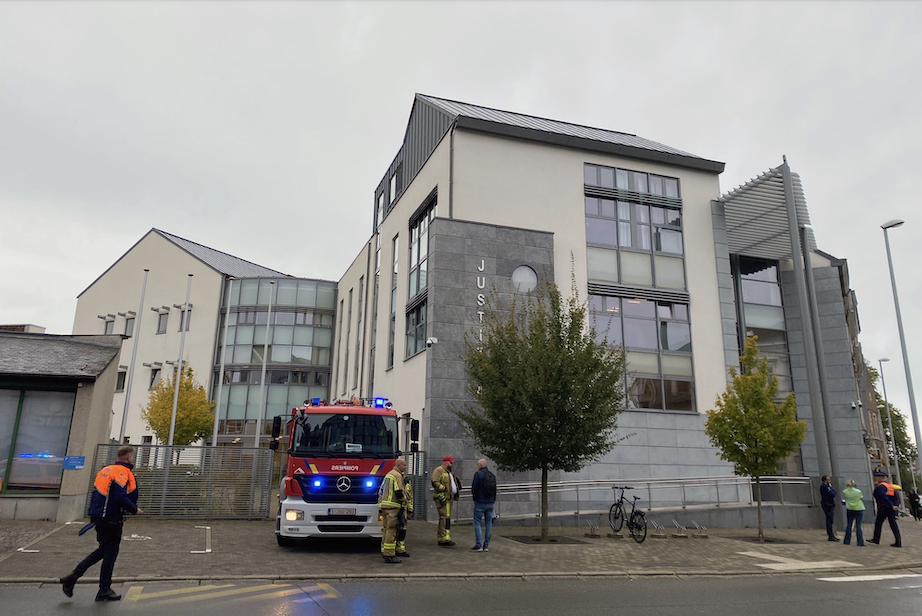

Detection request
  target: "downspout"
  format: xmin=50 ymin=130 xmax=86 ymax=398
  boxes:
xmin=448 ymin=120 xmax=457 ymax=219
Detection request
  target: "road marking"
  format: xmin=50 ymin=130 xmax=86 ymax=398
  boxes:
xmin=191 ymin=525 xmax=212 ymax=554
xmin=125 ymin=534 xmax=152 ymax=541
xmin=148 ymin=583 xmax=287 ymax=605
xmin=16 ymin=548 xmax=39 ymax=553
xmin=292 ymin=583 xmax=341 ymax=601
xmin=737 ymin=551 xmax=861 ymax=571
xmin=817 ymin=574 xmax=922 ymax=582
xmin=126 ymin=585 xmax=234 ymax=601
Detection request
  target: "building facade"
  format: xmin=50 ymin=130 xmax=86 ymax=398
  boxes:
xmin=331 ymin=94 xmax=879 ymax=516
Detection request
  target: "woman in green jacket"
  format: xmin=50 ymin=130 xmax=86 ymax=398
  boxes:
xmin=842 ymin=479 xmax=865 ymax=546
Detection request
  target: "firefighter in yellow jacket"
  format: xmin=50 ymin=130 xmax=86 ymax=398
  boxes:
xmin=431 ymin=456 xmax=457 ymax=546
xmin=378 ymin=457 xmax=408 ymax=564
xmin=395 ymin=469 xmax=413 ymax=557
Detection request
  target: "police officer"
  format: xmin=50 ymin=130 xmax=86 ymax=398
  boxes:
xmin=868 ymin=471 xmax=902 ymax=548
xmin=378 ymin=457 xmax=408 ymax=563
xmin=60 ymin=445 xmax=142 ymax=601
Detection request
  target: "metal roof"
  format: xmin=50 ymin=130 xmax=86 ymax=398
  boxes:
xmin=718 ymin=165 xmax=817 ymax=261
xmin=418 ymin=94 xmax=725 ymax=173
xmin=154 ymin=229 xmax=292 ymax=279
xmin=0 ymin=332 xmax=121 ymax=379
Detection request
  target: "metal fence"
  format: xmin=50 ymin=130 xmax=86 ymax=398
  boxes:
xmin=453 ymin=475 xmax=815 ymax=522
xmin=403 ymin=450 xmax=428 ymax=520
xmin=88 ymin=444 xmax=274 ymax=519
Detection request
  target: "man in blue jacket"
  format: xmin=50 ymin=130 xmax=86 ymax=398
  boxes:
xmin=60 ymin=445 xmax=142 ymax=601
xmin=470 ymin=459 xmax=496 ymax=552
xmin=868 ymin=471 xmax=902 ymax=548
xmin=819 ymin=475 xmax=838 ymax=541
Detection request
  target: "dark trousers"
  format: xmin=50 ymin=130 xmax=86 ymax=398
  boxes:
xmin=70 ymin=520 xmax=123 ymax=589
xmin=872 ymin=506 xmax=902 ymax=546
xmin=822 ymin=504 xmax=836 ymax=539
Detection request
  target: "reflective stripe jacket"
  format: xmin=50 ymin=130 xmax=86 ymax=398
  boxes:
xmin=88 ymin=461 xmax=139 ymax=522
xmin=431 ymin=465 xmax=451 ymax=502
xmin=378 ymin=468 xmax=406 ymax=509
xmin=874 ymin=482 xmax=899 ymax=509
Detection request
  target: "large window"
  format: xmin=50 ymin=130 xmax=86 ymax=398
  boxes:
xmin=736 ymin=257 xmax=792 ymax=393
xmin=1 ymin=389 xmax=76 ymax=492
xmin=406 ymin=302 xmax=427 ymax=357
xmin=590 ymin=294 xmax=694 ymax=412
xmin=584 ymin=163 xmax=685 ymax=290
xmin=408 ymin=199 xmax=437 ymax=302
xmin=388 ymin=236 xmax=399 ymax=369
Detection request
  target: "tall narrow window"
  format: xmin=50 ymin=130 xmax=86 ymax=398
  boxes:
xmin=388 ymin=236 xmax=399 ymax=368
xmin=125 ymin=317 xmax=135 ymax=337
xmin=354 ymin=277 xmax=363 ymax=388
xmin=408 ymin=196 xmax=437 ymax=302
xmin=157 ymin=313 xmax=168 ymax=334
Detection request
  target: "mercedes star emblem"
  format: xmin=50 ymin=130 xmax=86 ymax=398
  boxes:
xmin=336 ymin=476 xmax=352 ymax=492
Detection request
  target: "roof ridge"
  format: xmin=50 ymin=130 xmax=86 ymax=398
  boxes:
xmin=418 ymin=93 xmax=639 ymax=138
xmin=153 ymin=229 xmax=291 ymax=278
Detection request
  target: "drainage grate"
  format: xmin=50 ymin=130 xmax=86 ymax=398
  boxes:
xmin=504 ymin=536 xmax=588 ymax=545
xmin=724 ymin=536 xmax=806 ymax=545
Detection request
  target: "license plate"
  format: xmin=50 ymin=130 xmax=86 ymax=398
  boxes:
xmin=328 ymin=508 xmax=356 ymax=516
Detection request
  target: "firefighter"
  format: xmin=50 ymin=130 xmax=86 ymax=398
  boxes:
xmin=431 ymin=456 xmax=457 ymax=546
xmin=378 ymin=457 xmax=408 ymax=563
xmin=395 ymin=468 xmax=413 ymax=557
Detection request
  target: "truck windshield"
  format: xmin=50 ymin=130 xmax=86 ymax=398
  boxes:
xmin=290 ymin=412 xmax=398 ymax=458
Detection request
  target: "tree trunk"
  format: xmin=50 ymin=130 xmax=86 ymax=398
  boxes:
xmin=540 ymin=465 xmax=549 ymax=542
xmin=756 ymin=475 xmax=764 ymax=542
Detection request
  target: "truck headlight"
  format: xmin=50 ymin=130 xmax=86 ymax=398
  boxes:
xmin=285 ymin=510 xmax=304 ymax=521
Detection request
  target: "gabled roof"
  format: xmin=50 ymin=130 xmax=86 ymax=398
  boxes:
xmin=154 ymin=229 xmax=291 ymax=279
xmin=718 ymin=164 xmax=817 ymax=261
xmin=417 ymin=94 xmax=725 ymax=173
xmin=78 ymin=229 xmax=292 ymax=299
xmin=0 ymin=332 xmax=121 ymax=379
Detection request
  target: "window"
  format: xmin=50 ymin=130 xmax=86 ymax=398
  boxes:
xmin=125 ymin=317 xmax=135 ymax=337
xmin=149 ymin=368 xmax=161 ymax=389
xmin=104 ymin=320 xmax=114 ymax=335
xmin=389 ymin=174 xmax=397 ymax=203
xmin=408 ymin=197 xmax=437 ymax=301
xmin=157 ymin=312 xmax=168 ymax=334
xmin=590 ymin=294 xmax=694 ymax=412
xmin=388 ymin=235 xmax=399 ymax=368
xmin=177 ymin=309 xmax=191 ymax=331
xmin=406 ymin=302 xmax=427 ymax=358
xmin=116 ymin=371 xmax=127 ymax=392
xmin=585 ymin=164 xmax=684 ymax=290
xmin=354 ymin=277 xmax=363 ymax=388
xmin=0 ymin=389 xmax=76 ymax=492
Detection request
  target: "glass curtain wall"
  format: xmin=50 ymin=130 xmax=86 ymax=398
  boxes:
xmin=214 ymin=278 xmax=336 ymax=439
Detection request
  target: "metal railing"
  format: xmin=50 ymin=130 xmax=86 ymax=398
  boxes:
xmin=88 ymin=444 xmax=274 ymax=519
xmin=453 ymin=475 xmax=815 ymax=522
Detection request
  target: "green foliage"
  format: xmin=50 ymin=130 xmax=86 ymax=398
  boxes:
xmin=453 ymin=278 xmax=627 ymax=540
xmin=141 ymin=366 xmax=215 ymax=446
xmin=868 ymin=365 xmax=920 ymax=487
xmin=705 ymin=336 xmax=807 ymax=540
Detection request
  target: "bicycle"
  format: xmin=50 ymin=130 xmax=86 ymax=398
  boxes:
xmin=608 ymin=485 xmax=647 ymax=543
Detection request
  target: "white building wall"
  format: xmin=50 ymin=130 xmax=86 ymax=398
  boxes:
xmin=73 ymin=232 xmax=223 ymax=443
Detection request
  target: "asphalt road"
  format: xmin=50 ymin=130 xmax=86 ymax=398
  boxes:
xmin=3 ymin=573 xmax=922 ymax=615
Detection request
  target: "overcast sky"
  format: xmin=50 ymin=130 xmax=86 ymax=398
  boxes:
xmin=2 ymin=1 xmax=921 ymax=428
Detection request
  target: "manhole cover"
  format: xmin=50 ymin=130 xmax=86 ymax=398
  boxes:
xmin=505 ymin=536 xmax=588 ymax=545
xmin=724 ymin=536 xmax=804 ymax=545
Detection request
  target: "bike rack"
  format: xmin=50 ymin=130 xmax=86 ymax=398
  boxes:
xmin=671 ymin=520 xmax=688 ymax=538
xmin=691 ymin=521 xmax=708 ymax=539
xmin=648 ymin=519 xmax=666 ymax=538
xmin=585 ymin=514 xmax=602 ymax=538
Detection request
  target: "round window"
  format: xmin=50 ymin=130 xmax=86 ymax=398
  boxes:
xmin=512 ymin=265 xmax=538 ymax=293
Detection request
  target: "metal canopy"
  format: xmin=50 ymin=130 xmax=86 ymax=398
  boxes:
xmin=719 ymin=165 xmax=817 ymax=260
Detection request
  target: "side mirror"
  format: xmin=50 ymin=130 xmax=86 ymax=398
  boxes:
xmin=410 ymin=419 xmax=420 ymax=442
xmin=271 ymin=416 xmax=282 ymax=440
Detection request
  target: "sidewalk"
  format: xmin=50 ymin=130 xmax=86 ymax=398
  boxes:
xmin=1 ymin=517 xmax=921 ymax=584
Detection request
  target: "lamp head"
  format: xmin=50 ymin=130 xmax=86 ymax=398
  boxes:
xmin=880 ymin=358 xmax=890 ymax=363
xmin=881 ymin=219 xmax=905 ymax=230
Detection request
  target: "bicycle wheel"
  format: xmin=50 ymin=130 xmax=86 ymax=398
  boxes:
xmin=608 ymin=503 xmax=624 ymax=532
xmin=629 ymin=512 xmax=647 ymax=543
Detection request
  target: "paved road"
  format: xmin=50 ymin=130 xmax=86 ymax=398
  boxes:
xmin=3 ymin=573 xmax=922 ymax=615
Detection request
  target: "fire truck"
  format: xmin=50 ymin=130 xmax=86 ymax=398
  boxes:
xmin=269 ymin=397 xmax=418 ymax=546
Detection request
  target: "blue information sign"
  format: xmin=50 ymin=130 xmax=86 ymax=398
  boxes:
xmin=62 ymin=456 xmax=86 ymax=470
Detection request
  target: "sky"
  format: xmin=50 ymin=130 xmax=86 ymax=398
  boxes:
xmin=2 ymin=1 xmax=922 ymax=433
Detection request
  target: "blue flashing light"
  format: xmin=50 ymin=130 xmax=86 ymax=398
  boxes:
xmin=311 ymin=397 xmax=322 ymax=406
xmin=373 ymin=397 xmax=387 ymax=408
xmin=312 ymin=479 xmax=322 ymax=488
xmin=365 ymin=479 xmax=374 ymax=488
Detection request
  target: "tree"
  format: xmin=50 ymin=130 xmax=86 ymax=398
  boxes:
xmin=141 ymin=366 xmax=215 ymax=446
xmin=453 ymin=280 xmax=627 ymax=542
xmin=705 ymin=336 xmax=807 ymax=542
xmin=868 ymin=365 xmax=920 ymax=489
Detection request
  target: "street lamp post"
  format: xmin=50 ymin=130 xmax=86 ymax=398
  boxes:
xmin=878 ymin=358 xmax=904 ymax=507
xmin=881 ymin=219 xmax=922 ymax=491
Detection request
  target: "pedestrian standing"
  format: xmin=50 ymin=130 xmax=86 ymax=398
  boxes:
xmin=820 ymin=475 xmax=838 ymax=541
xmin=470 ymin=459 xmax=496 ymax=552
xmin=378 ymin=457 xmax=408 ymax=564
xmin=868 ymin=471 xmax=902 ymax=548
xmin=431 ymin=456 xmax=456 ymax=546
xmin=908 ymin=489 xmax=921 ymax=521
xmin=841 ymin=479 xmax=865 ymax=546
xmin=60 ymin=445 xmax=142 ymax=601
